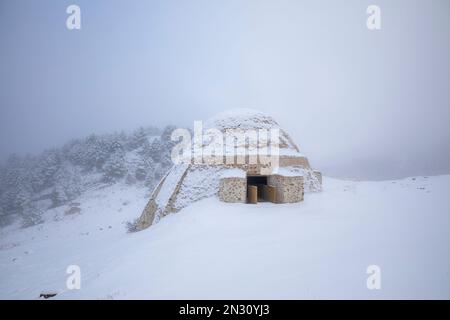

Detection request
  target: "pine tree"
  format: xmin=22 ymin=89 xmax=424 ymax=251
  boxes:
xmin=128 ymin=127 xmax=148 ymax=150
xmin=103 ymin=151 xmax=126 ymax=182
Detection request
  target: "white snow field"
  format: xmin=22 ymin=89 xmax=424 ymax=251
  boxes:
xmin=0 ymin=175 xmax=449 ymax=299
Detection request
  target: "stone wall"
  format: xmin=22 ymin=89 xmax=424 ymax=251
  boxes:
xmin=138 ymin=157 xmax=315 ymax=231
xmin=136 ymin=164 xmax=190 ymax=230
xmin=136 ymin=169 xmax=170 ymax=231
xmin=279 ymin=156 xmax=310 ymax=168
xmin=219 ymin=177 xmax=247 ymax=203
xmin=268 ymin=175 xmax=304 ymax=203
xmin=192 ymin=155 xmax=310 ymax=174
xmin=313 ymin=170 xmax=322 ymax=185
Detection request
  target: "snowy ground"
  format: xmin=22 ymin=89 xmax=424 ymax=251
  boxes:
xmin=1 ymin=175 xmax=449 ymax=299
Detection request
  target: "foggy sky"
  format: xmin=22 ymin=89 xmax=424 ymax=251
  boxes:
xmin=1 ymin=0 xmax=449 ymax=179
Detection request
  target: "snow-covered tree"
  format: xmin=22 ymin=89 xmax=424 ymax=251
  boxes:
xmin=50 ymin=165 xmax=82 ymax=206
xmin=102 ymin=151 xmax=126 ymax=182
xmin=127 ymin=127 xmax=148 ymax=150
xmin=0 ymin=123 xmax=176 ymax=227
xmin=135 ymin=156 xmax=155 ymax=182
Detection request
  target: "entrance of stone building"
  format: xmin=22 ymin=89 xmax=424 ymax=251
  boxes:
xmin=246 ymin=175 xmax=276 ymax=204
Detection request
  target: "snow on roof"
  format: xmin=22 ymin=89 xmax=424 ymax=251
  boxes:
xmin=220 ymin=168 xmax=246 ymax=179
xmin=244 ymin=147 xmax=303 ymax=157
xmin=202 ymin=109 xmax=302 ymax=155
xmin=274 ymin=166 xmax=308 ymax=177
xmin=205 ymin=108 xmax=279 ymax=131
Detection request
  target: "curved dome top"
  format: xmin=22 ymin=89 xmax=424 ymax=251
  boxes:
xmin=205 ymin=108 xmax=280 ymax=131
xmin=203 ymin=108 xmax=300 ymax=154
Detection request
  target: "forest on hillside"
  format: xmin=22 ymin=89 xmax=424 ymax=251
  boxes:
xmin=0 ymin=125 xmax=178 ymax=227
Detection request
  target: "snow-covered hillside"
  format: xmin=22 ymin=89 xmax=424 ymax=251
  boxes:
xmin=0 ymin=125 xmax=177 ymax=227
xmin=1 ymin=175 xmax=449 ymax=299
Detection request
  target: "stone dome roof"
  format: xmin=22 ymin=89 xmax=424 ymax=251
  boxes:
xmin=205 ymin=108 xmax=280 ymax=131
xmin=203 ymin=108 xmax=300 ymax=154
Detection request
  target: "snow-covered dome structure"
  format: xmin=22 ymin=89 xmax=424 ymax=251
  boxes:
xmin=136 ymin=109 xmax=321 ymax=230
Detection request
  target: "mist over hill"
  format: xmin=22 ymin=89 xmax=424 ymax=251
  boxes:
xmin=0 ymin=125 xmax=178 ymax=227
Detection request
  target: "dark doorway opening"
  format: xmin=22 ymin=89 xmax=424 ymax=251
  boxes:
xmin=247 ymin=175 xmax=267 ymax=187
xmin=247 ymin=175 xmax=269 ymax=203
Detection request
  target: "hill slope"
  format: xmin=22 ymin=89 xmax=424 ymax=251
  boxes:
xmin=0 ymin=175 xmax=449 ymax=299
xmin=0 ymin=125 xmax=177 ymax=227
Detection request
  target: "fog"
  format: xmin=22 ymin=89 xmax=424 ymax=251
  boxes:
xmin=1 ymin=0 xmax=449 ymax=179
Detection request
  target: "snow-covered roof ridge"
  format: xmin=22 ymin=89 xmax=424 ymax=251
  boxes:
xmin=203 ymin=108 xmax=301 ymax=153
xmin=204 ymin=108 xmax=280 ymax=131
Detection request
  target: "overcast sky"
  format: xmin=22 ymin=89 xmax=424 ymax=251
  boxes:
xmin=0 ymin=0 xmax=449 ymax=179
